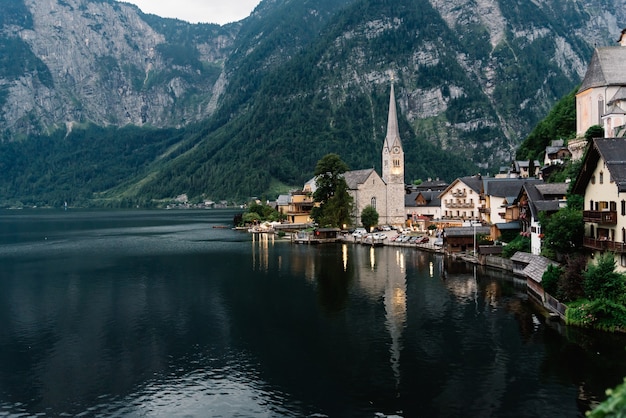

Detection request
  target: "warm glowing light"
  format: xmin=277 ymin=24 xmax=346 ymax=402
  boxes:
xmin=342 ymin=244 xmax=348 ymax=271
xmin=370 ymin=247 xmax=376 ymax=270
xmin=429 ymin=261 xmax=434 ymax=277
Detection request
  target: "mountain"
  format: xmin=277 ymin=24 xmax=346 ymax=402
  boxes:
xmin=0 ymin=0 xmax=625 ymax=206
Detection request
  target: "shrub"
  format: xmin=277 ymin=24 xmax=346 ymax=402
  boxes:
xmin=541 ymin=264 xmax=562 ymax=296
xmin=584 ymin=252 xmax=626 ymax=302
xmin=502 ymin=235 xmax=530 ymax=258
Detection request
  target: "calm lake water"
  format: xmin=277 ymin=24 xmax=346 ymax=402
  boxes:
xmin=1 ymin=209 xmax=626 ymax=417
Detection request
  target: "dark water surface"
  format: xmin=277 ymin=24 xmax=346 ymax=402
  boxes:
xmin=1 ymin=209 xmax=626 ymax=417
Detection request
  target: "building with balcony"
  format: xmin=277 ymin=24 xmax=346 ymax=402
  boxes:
xmin=571 ymin=138 xmax=626 ymax=271
xmin=438 ymin=175 xmax=483 ymax=223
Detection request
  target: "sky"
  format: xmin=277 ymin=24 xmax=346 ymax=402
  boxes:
xmin=123 ymin=0 xmax=262 ymax=25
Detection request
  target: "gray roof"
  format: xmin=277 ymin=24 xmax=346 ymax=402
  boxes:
xmin=439 ymin=175 xmax=483 ymax=198
xmin=343 ymin=168 xmax=378 ymax=189
xmin=608 ymin=86 xmax=626 ymax=106
xmin=511 ymin=252 xmax=535 ymax=263
xmin=519 ymin=182 xmax=568 ymax=219
xmin=495 ymin=221 xmax=520 ymax=230
xmin=578 ymin=47 xmax=626 ymax=93
xmin=522 ymin=255 xmax=559 ymax=283
xmin=444 ymin=226 xmax=490 ymax=237
xmin=573 ymin=138 xmax=626 ymax=194
xmin=405 ymin=190 xmax=441 ymax=207
xmin=535 ymin=183 xmax=569 ymax=196
xmin=483 ymin=178 xmax=542 ymax=198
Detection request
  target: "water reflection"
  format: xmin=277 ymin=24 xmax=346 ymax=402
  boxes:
xmin=251 ymin=232 xmax=273 ymax=272
xmin=3 ymin=212 xmax=626 ymax=417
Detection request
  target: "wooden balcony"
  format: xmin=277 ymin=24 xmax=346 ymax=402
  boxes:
xmin=583 ymin=237 xmax=626 ymax=253
xmin=582 ymin=210 xmax=617 ymax=225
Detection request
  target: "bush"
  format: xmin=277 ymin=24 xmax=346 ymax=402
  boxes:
xmin=542 ymin=264 xmax=562 ymax=296
xmin=502 ymin=235 xmax=530 ymax=258
xmin=587 ymin=377 xmax=626 ymax=417
xmin=584 ymin=252 xmax=626 ymax=302
xmin=566 ymin=299 xmax=626 ymax=332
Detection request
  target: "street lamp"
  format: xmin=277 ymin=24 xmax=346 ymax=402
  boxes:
xmin=473 ymin=223 xmax=476 ymax=257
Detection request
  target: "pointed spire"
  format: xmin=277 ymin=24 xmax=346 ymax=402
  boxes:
xmin=384 ymin=82 xmax=402 ymax=150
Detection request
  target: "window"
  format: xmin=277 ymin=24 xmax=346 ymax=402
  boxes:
xmin=622 ymin=254 xmax=626 ymax=268
xmin=598 ymin=98 xmax=605 ymax=125
xmin=600 ymin=171 xmax=604 ymax=184
xmin=622 ymin=201 xmax=626 ymax=216
xmin=590 ymin=200 xmax=594 ymax=210
xmin=371 ymin=197 xmax=376 ymax=209
xmin=610 ymin=201 xmax=617 ymax=212
xmin=393 ymin=159 xmax=400 ymax=167
xmin=591 ymin=175 xmax=596 ymax=184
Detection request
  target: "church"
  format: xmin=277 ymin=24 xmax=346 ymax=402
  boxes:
xmin=344 ymin=83 xmax=406 ymax=227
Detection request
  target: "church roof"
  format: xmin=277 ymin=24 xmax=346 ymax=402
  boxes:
xmin=578 ymin=47 xmax=626 ymax=93
xmin=383 ymin=84 xmax=402 ymax=151
xmin=343 ymin=168 xmax=379 ymax=189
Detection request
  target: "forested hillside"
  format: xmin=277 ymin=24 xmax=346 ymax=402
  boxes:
xmin=0 ymin=0 xmax=624 ymax=207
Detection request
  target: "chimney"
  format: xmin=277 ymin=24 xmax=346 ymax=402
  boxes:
xmin=618 ymin=28 xmax=626 ymax=46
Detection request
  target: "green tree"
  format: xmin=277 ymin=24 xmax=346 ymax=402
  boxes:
xmin=558 ymin=254 xmax=587 ymax=302
xmin=540 ymin=207 xmax=584 ymax=257
xmin=541 ymin=264 xmax=562 ymax=296
xmin=585 ymin=124 xmax=605 ymax=140
xmin=311 ymin=153 xmax=353 ymax=228
xmin=360 ymin=205 xmax=379 ymax=231
xmin=501 ymin=235 xmax=530 ymax=258
xmin=584 ymin=252 xmax=626 ymax=302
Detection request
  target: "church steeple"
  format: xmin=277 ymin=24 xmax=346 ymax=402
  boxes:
xmin=383 ymin=83 xmax=402 ymax=152
xmin=382 ymin=81 xmax=404 ymax=185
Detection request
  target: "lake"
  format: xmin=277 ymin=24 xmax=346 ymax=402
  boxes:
xmin=1 ymin=209 xmax=625 ymax=417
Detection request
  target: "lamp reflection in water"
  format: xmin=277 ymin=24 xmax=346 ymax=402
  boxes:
xmin=370 ymin=247 xmax=376 ymax=270
xmin=342 ymin=244 xmax=348 ymax=272
xmin=251 ymin=232 xmax=273 ymax=272
xmin=384 ymin=249 xmax=407 ymax=390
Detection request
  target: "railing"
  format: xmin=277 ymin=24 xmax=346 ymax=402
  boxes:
xmin=582 ymin=210 xmax=617 ymax=225
xmin=451 ymin=191 xmax=466 ymax=197
xmin=583 ymin=237 xmax=626 ymax=253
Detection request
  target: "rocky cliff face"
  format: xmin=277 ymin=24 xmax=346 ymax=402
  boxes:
xmin=1 ymin=0 xmax=626 ymax=201
xmin=1 ymin=0 xmax=235 ymax=139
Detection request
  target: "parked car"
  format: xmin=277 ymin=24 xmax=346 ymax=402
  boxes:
xmin=416 ymin=236 xmax=429 ymax=244
xmin=352 ymin=228 xmax=367 ymax=238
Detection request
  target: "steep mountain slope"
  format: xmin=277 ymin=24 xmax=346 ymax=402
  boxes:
xmin=0 ymin=0 xmax=625 ymax=205
xmin=137 ymin=0 xmax=622 ymax=201
xmin=0 ymin=0 xmax=236 ymax=139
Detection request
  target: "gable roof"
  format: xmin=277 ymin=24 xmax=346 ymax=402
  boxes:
xmin=578 ymin=47 xmax=626 ymax=93
xmin=517 ymin=182 xmax=568 ymax=219
xmin=405 ymin=190 xmax=441 ymax=207
xmin=483 ymin=178 xmax=542 ymax=199
xmin=343 ymin=168 xmax=381 ymax=189
xmin=438 ymin=175 xmax=483 ymax=198
xmin=523 ymin=255 xmax=559 ymax=283
xmin=572 ymin=138 xmax=626 ymax=194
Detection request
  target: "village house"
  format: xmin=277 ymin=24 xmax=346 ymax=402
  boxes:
xmin=481 ymin=178 xmax=542 ymax=225
xmin=438 ymin=175 xmax=483 ymax=224
xmin=571 ymin=137 xmax=626 ymax=271
xmin=543 ymin=139 xmax=572 ymax=167
xmin=509 ymin=182 xmax=568 ymax=255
